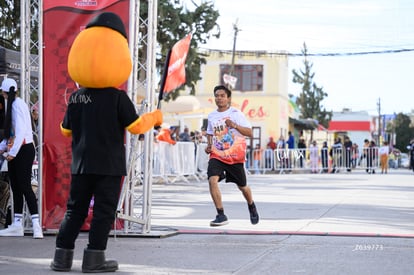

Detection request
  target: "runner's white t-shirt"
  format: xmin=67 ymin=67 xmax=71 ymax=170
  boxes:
xmin=206 ymin=107 xmax=251 ymax=164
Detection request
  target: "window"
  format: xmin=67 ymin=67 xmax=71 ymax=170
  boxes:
xmin=246 ymin=126 xmax=261 ymax=168
xmin=220 ymin=64 xmax=263 ymax=92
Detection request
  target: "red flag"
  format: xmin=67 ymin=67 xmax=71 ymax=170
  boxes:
xmin=162 ymin=34 xmax=191 ymax=93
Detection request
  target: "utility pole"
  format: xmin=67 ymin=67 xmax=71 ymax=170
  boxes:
xmin=377 ymin=97 xmax=381 ymax=144
xmin=230 ymin=19 xmax=239 ymax=76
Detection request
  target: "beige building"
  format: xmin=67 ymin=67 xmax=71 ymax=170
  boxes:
xmin=162 ymin=50 xmax=290 ymax=148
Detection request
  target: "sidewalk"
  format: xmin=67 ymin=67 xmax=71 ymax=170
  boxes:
xmin=1 ymin=169 xmax=413 ymax=274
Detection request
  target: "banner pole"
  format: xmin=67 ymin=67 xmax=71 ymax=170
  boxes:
xmin=157 ymin=48 xmax=172 ymax=109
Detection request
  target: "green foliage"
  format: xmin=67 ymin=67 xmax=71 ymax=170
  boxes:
xmin=1 ymin=0 xmax=219 ymax=95
xmin=292 ymin=42 xmax=332 ymax=128
xmin=0 ymin=0 xmax=39 ymax=53
xmin=393 ymin=113 xmax=414 ymax=152
xmin=0 ymin=0 xmax=20 ymax=50
xmin=152 ymin=0 xmax=220 ymax=100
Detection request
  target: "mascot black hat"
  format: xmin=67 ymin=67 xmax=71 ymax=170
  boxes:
xmin=86 ymin=12 xmax=127 ymax=39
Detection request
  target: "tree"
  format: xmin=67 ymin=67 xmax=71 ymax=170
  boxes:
xmin=0 ymin=0 xmax=38 ymax=53
xmin=0 ymin=0 xmax=20 ymax=50
xmin=140 ymin=0 xmax=220 ymax=100
xmin=292 ymin=42 xmax=332 ymax=128
xmin=393 ymin=112 xmax=414 ymax=152
xmin=1 ymin=0 xmax=220 ymax=95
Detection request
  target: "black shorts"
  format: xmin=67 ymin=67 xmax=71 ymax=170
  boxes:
xmin=207 ymin=158 xmax=247 ymax=187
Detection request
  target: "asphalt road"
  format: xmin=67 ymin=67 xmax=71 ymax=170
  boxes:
xmin=1 ymin=169 xmax=413 ymax=274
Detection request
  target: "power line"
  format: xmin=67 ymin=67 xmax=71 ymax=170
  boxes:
xmin=200 ymin=47 xmax=414 ymax=57
xmin=295 ymin=48 xmax=414 ymax=57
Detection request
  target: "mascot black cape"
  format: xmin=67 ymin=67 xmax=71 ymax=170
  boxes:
xmin=51 ymin=12 xmax=162 ymax=273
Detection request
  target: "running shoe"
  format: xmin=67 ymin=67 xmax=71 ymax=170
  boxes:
xmin=0 ymin=223 xmax=24 ymax=237
xmin=248 ymin=202 xmax=259 ymax=225
xmin=210 ymin=214 xmax=228 ymax=226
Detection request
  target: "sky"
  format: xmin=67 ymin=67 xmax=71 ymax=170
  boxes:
xmin=198 ymin=0 xmax=414 ymax=115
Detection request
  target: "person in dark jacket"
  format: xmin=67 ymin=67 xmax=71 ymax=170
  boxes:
xmin=344 ymin=136 xmax=353 ymax=172
xmin=367 ymin=140 xmax=377 ymax=174
xmin=297 ymin=138 xmax=306 ymax=168
xmin=408 ymin=139 xmax=414 ymax=172
xmin=321 ymin=141 xmax=329 ymax=173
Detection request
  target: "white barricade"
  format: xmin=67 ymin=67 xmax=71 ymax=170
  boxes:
xmin=245 ymin=147 xmax=381 ymax=174
xmin=151 ymin=143 xmax=383 ymax=181
xmin=153 ymin=141 xmax=170 ymax=182
xmin=152 ymin=141 xmax=199 ymax=183
xmin=195 ymin=143 xmax=209 ymax=179
xmin=176 ymin=142 xmax=199 ymax=182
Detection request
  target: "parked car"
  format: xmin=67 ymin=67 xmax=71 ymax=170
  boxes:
xmin=400 ymin=153 xmax=409 ymax=168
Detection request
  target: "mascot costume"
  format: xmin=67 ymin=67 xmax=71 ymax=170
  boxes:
xmin=51 ymin=12 xmax=162 ymax=272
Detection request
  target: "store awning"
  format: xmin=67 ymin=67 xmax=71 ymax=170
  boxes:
xmin=289 ymin=117 xmax=318 ymax=130
xmin=161 ymin=95 xmax=201 ymax=113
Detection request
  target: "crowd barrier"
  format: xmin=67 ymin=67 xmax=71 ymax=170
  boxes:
xmin=147 ymin=142 xmax=386 ymax=182
xmin=245 ymin=147 xmax=382 ymax=174
xmin=152 ymin=141 xmax=206 ymax=183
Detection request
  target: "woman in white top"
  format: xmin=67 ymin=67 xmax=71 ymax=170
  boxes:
xmin=379 ymin=141 xmax=390 ymax=174
xmin=309 ymin=140 xmax=319 ymax=173
xmin=0 ymin=78 xmax=43 ymax=238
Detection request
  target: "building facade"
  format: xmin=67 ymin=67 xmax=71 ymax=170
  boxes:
xmin=163 ymin=49 xmax=290 ymax=149
xmin=328 ymin=109 xmax=373 ymax=148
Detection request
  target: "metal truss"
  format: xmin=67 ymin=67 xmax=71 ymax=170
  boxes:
xmin=115 ymin=0 xmax=159 ymax=235
xmin=20 ymin=0 xmax=42 ymax=230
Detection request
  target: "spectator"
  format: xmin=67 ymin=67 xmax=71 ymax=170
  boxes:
xmin=265 ymin=143 xmax=274 ymax=170
xmin=199 ymin=127 xmax=207 ymax=143
xmin=409 ymin=139 xmax=414 ymax=171
xmin=253 ymin=144 xmax=262 ymax=174
xmin=309 ymin=140 xmax=319 ymax=173
xmin=361 ymin=139 xmax=370 ymax=172
xmin=179 ymin=126 xmax=191 ymax=142
xmin=330 ymin=137 xmax=343 ymax=173
xmin=379 ymin=141 xmax=390 ymax=174
xmin=287 ymin=131 xmax=295 ymax=149
xmin=0 ymin=94 xmax=5 ymax=140
xmin=297 ymin=138 xmax=306 ymax=168
xmin=0 ymin=77 xmax=43 ymax=239
xmin=199 ymin=127 xmax=208 ymax=143
xmin=30 ymin=104 xmax=40 ymax=150
xmin=170 ymin=126 xmax=180 ymax=141
xmin=367 ymin=140 xmax=377 ymax=174
xmin=344 ymin=136 xmax=353 ymax=172
xmin=351 ymin=143 xmax=359 ymax=168
xmin=156 ymin=125 xmax=176 ymax=145
xmin=267 ymin=137 xmax=276 ymax=150
xmin=321 ymin=141 xmax=329 ymax=173
xmin=153 ymin=125 xmax=161 ymax=140
xmin=277 ymin=135 xmax=286 ymax=149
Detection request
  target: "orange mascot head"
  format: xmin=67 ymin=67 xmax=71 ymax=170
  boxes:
xmin=67 ymin=12 xmax=132 ymax=88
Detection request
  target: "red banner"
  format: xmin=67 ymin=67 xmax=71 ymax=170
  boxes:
xmin=163 ymin=34 xmax=192 ymax=93
xmin=42 ymin=0 xmax=129 ymax=229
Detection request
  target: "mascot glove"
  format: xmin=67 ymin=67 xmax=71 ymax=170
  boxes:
xmin=152 ymin=109 xmax=163 ymax=126
xmin=128 ymin=109 xmax=163 ymax=134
